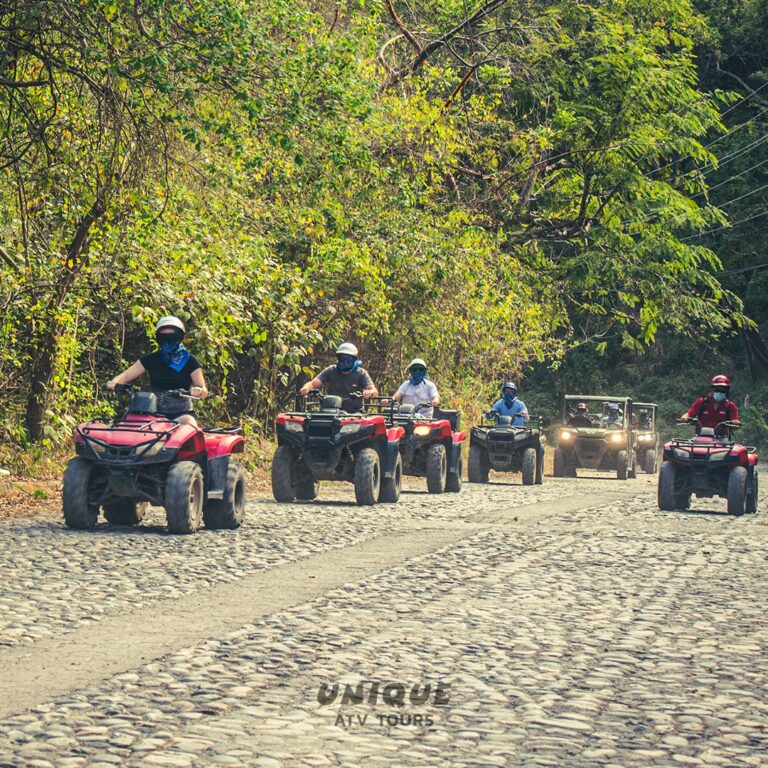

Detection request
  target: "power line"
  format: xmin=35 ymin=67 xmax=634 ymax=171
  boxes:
xmin=719 ymin=80 xmax=768 ymax=118
xmin=681 ymin=209 xmax=768 ymax=241
xmin=716 ymin=180 xmax=768 ymax=208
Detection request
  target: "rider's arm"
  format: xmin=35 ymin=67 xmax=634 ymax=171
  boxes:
xmin=363 ymin=383 xmax=378 ymax=400
xmin=682 ymin=397 xmax=704 ymax=421
xmin=517 ymin=401 xmax=530 ymax=423
xmin=107 ymin=361 xmax=146 ymax=390
xmin=429 ymin=382 xmax=440 ymax=407
xmin=190 ymin=368 xmax=209 ymax=399
xmin=298 ymin=375 xmax=323 ymax=396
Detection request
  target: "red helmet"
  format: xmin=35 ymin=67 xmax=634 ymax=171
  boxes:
xmin=711 ymin=375 xmax=730 ymax=388
xmin=577 ymin=402 xmax=587 ymax=410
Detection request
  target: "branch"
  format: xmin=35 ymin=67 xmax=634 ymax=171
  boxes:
xmin=0 ymin=245 xmax=17 ymax=270
xmin=716 ymin=63 xmax=768 ymax=108
xmin=385 ymin=0 xmax=509 ymax=88
xmin=384 ymin=0 xmax=421 ymax=52
xmin=0 ymin=76 xmax=49 ymax=88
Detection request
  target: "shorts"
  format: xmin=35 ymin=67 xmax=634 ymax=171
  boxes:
xmin=159 ymin=411 xmax=195 ymax=421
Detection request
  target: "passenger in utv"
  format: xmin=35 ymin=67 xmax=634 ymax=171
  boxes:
xmin=298 ymin=342 xmax=378 ymax=413
xmin=490 ymin=381 xmax=529 ymax=426
xmin=392 ymin=358 xmax=440 ymax=418
xmin=601 ymin=402 xmax=624 ymax=427
xmin=106 ymin=316 xmax=208 ymax=427
xmin=568 ymin=402 xmax=593 ymax=427
xmin=680 ymin=374 xmax=740 ymax=434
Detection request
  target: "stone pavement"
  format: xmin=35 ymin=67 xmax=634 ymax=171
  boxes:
xmin=0 ymin=473 xmax=766 ymax=767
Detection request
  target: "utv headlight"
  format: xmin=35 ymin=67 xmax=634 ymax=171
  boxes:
xmin=560 ymin=430 xmax=572 ymax=441
xmin=339 ymin=423 xmax=360 ymax=434
xmin=674 ymin=448 xmax=690 ymax=460
xmin=285 ymin=420 xmax=304 ymax=432
xmin=639 ymin=434 xmax=653 ymax=443
xmin=414 ymin=425 xmax=432 ymax=437
xmin=611 ymin=433 xmax=625 ymax=443
xmin=137 ymin=442 xmax=163 ymax=457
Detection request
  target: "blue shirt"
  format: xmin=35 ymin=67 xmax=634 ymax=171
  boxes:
xmin=491 ymin=398 xmax=528 ymax=426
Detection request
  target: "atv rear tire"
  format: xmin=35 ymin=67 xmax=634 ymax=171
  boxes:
xmin=727 ymin=466 xmax=748 ymax=516
xmin=426 ymin=443 xmax=447 ymax=494
xmin=379 ymin=451 xmax=402 ymax=503
xmin=616 ymin=451 xmax=628 ymax=481
xmin=63 ymin=458 xmax=99 ymax=529
xmin=271 ymin=445 xmax=297 ymax=503
xmin=468 ymin=445 xmax=489 ymax=483
xmin=296 ymin=474 xmax=319 ymax=501
xmin=103 ymin=500 xmax=147 ymax=526
xmin=165 ymin=461 xmax=204 ymax=534
xmin=535 ymin=447 xmax=544 ymax=485
xmin=204 ymin=462 xmax=246 ymax=529
xmin=644 ymin=449 xmax=657 ymax=475
xmin=553 ymin=447 xmax=567 ymax=478
xmin=522 ymin=447 xmax=536 ymax=486
xmin=354 ymin=447 xmax=380 ymax=505
xmin=446 ymin=451 xmax=463 ymax=493
xmin=747 ymin=470 xmax=759 ymax=515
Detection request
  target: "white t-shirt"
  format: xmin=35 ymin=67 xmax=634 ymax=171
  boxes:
xmin=396 ymin=379 xmax=439 ymax=417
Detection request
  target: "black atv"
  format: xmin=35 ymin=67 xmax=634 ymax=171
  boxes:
xmin=468 ymin=411 xmax=544 ymax=485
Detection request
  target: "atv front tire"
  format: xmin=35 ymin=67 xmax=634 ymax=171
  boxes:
xmin=426 ymin=443 xmax=447 ymax=494
xmin=446 ymin=451 xmax=463 ymax=493
xmin=658 ymin=461 xmax=689 ymax=510
xmin=616 ymin=451 xmax=628 ymax=481
xmin=521 ymin=447 xmax=537 ymax=486
xmin=535 ymin=447 xmax=544 ymax=485
xmin=63 ymin=458 xmax=99 ymax=529
xmin=727 ymin=466 xmax=748 ymax=516
xmin=296 ymin=474 xmax=319 ymax=501
xmin=553 ymin=448 xmax=566 ymax=478
xmin=103 ymin=500 xmax=147 ymax=526
xmin=354 ymin=447 xmax=380 ymax=505
xmin=204 ymin=462 xmax=246 ymax=529
xmin=379 ymin=451 xmax=402 ymax=503
xmin=468 ymin=445 xmax=489 ymax=484
xmin=271 ymin=445 xmax=297 ymax=503
xmin=165 ymin=461 xmax=204 ymax=534
xmin=747 ymin=470 xmax=759 ymax=515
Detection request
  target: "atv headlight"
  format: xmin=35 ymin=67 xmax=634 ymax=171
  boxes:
xmin=285 ymin=420 xmax=304 ymax=432
xmin=86 ymin=439 xmax=106 ymax=455
xmin=611 ymin=433 xmax=625 ymax=443
xmin=339 ymin=423 xmax=360 ymax=434
xmin=414 ymin=425 xmax=432 ymax=437
xmin=560 ymin=430 xmax=572 ymax=441
xmin=709 ymin=451 xmax=727 ymax=461
xmin=137 ymin=442 xmax=163 ymax=457
xmin=674 ymin=448 xmax=690 ymax=459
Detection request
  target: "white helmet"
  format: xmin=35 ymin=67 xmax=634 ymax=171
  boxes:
xmin=408 ymin=358 xmax=427 ymax=371
xmin=155 ymin=315 xmax=185 ymax=333
xmin=336 ymin=342 xmax=358 ymax=357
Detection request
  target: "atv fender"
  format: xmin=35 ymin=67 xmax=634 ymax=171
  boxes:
xmin=448 ymin=440 xmax=463 ymax=476
xmin=384 ymin=437 xmax=402 ymax=480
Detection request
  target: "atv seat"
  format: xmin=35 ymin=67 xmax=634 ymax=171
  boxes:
xmin=321 ymin=395 xmax=343 ymax=412
xmin=495 ymin=415 xmax=513 ymax=427
xmin=699 ymin=427 xmax=715 ymax=437
xmin=434 ymin=407 xmax=460 ymax=431
xmin=748 ymin=446 xmax=758 ymax=454
xmin=398 ymin=404 xmax=416 ymax=415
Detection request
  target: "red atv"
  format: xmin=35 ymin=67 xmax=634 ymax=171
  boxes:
xmin=272 ymin=392 xmax=405 ymax=505
xmin=374 ymin=399 xmax=465 ymax=493
xmin=658 ymin=418 xmax=759 ymax=515
xmin=64 ymin=386 xmax=246 ymax=534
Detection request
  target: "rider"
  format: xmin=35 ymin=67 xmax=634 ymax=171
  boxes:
xmin=106 ymin=316 xmax=208 ymax=426
xmin=299 ymin=342 xmax=378 ymax=413
xmin=680 ymin=375 xmax=740 ymax=432
xmin=568 ymin=402 xmax=593 ymax=427
xmin=601 ymin=402 xmax=624 ymax=427
xmin=490 ymin=381 xmax=529 ymax=426
xmin=392 ymin=358 xmax=440 ymax=418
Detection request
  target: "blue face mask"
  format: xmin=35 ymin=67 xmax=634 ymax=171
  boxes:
xmin=158 ymin=338 xmax=190 ymax=372
xmin=503 ymin=391 xmax=517 ymax=405
xmin=337 ymin=355 xmax=361 ymax=374
xmin=713 ymin=392 xmax=726 ymax=403
xmin=410 ymin=370 xmax=426 ymax=385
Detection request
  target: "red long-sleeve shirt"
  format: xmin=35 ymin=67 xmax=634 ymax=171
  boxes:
xmin=687 ymin=396 xmax=739 ymax=429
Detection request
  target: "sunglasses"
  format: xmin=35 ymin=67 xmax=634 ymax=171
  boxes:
xmin=410 ymin=366 xmax=427 ymax=374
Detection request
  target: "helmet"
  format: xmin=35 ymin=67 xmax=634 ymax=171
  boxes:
xmin=711 ymin=374 xmax=730 ymax=389
xmin=502 ymin=380 xmax=517 ymax=393
xmin=608 ymin=402 xmax=620 ymax=411
xmin=576 ymin=402 xmax=587 ymax=410
xmin=408 ymin=358 xmax=427 ymax=372
xmin=336 ymin=342 xmax=358 ymax=357
xmin=155 ymin=315 xmax=185 ymax=333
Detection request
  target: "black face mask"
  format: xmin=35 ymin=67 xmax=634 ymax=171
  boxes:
xmin=156 ymin=330 xmax=184 ymax=347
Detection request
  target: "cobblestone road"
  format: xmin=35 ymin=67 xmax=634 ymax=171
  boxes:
xmin=1 ymin=473 xmax=766 ymax=767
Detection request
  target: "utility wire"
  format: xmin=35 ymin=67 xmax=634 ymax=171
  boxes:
xmin=681 ymin=209 xmax=768 ymax=241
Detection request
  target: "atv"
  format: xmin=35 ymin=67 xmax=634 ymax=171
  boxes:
xmin=633 ymin=402 xmax=659 ymax=474
xmin=467 ymin=411 xmax=544 ymax=485
xmin=371 ymin=399 xmax=465 ymax=493
xmin=658 ymin=418 xmax=759 ymax=515
xmin=64 ymin=385 xmax=246 ymax=534
xmin=553 ymin=395 xmax=636 ymax=480
xmin=272 ymin=391 xmax=404 ymax=505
